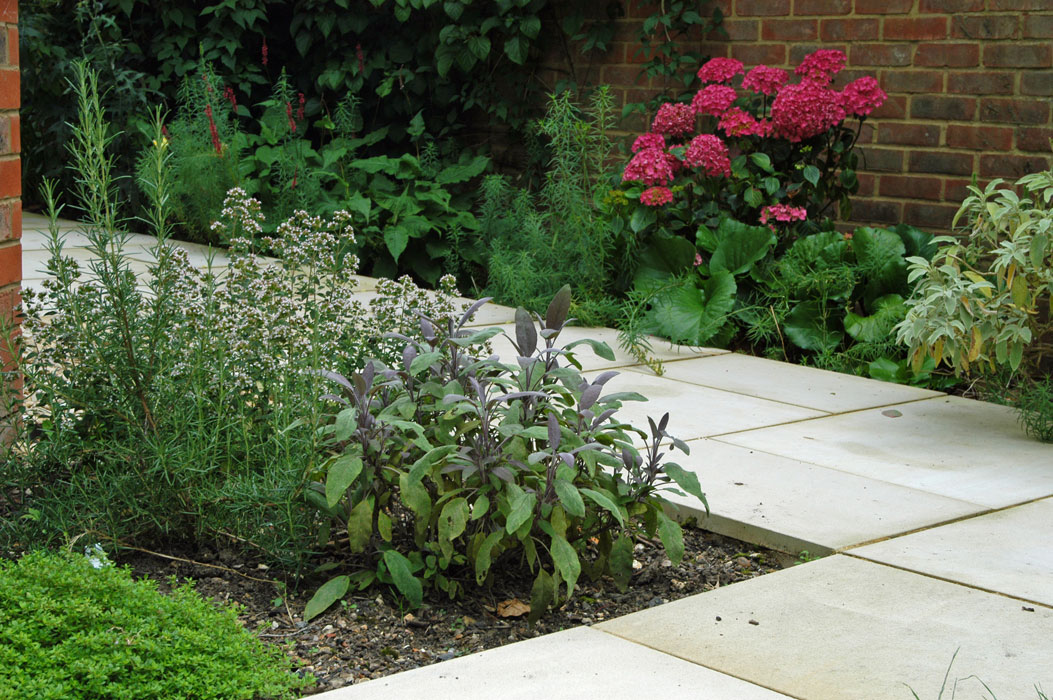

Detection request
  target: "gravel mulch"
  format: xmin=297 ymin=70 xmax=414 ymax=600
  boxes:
xmin=120 ymin=528 xmax=796 ymax=695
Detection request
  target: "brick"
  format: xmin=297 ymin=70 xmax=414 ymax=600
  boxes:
xmin=1021 ymin=72 xmax=1053 ymax=96
xmin=858 ymin=147 xmax=905 ymax=172
xmin=600 ymin=65 xmax=649 ymax=88
xmin=872 ymin=94 xmax=907 ymax=119
xmin=789 ymin=44 xmax=822 ymax=65
xmin=979 ymin=153 xmax=1049 ymax=178
xmin=707 ymin=19 xmax=759 ymax=42
xmin=854 ymin=0 xmax=913 ymax=12
xmin=731 ymin=43 xmax=787 ymax=66
xmin=0 ymin=200 xmax=19 ymax=243
xmin=856 ymin=172 xmax=876 ymax=196
xmin=878 ymin=123 xmax=940 ymax=146
xmin=980 ymin=98 xmax=1050 ymax=125
xmin=0 ymin=244 xmax=20 ymax=288
xmin=882 ymin=70 xmax=944 ymax=94
xmin=880 ymin=175 xmax=944 ymax=200
xmin=951 ymin=15 xmax=1018 ymax=40
xmin=1016 ymin=127 xmax=1053 ymax=153
xmin=0 ymin=3 xmax=15 ymax=24
xmin=1023 ymin=16 xmax=1053 ymax=40
xmin=850 ymin=199 xmax=902 ymax=225
xmin=736 ymin=0 xmax=791 ymax=15
xmin=947 ymin=72 xmax=1014 ymax=95
xmin=984 ymin=44 xmax=1052 ymax=69
xmin=943 ymin=178 xmax=974 ymax=203
xmin=821 ymin=19 xmax=879 ymax=42
xmin=989 ymin=0 xmax=1050 ymax=8
xmin=6 ymin=27 xmax=15 ymax=67
xmin=884 ymin=17 xmax=948 ymax=41
xmin=794 ymin=0 xmax=851 ymax=14
xmin=919 ymin=0 xmax=983 ymax=10
xmin=0 ymin=69 xmax=17 ymax=110
xmin=849 ymin=43 xmax=913 ymax=67
xmin=946 ymin=125 xmax=1014 ymax=150
xmin=761 ymin=19 xmax=818 ymax=41
xmin=914 ymin=43 xmax=980 ymax=68
xmin=903 ymin=203 xmax=959 ymax=230
xmin=909 ymin=150 xmax=975 ymax=175
xmin=0 ymin=157 xmax=17 ymax=199
xmin=911 ymin=95 xmax=976 ymax=121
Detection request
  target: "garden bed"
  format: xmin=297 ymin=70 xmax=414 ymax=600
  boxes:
xmin=122 ymin=527 xmax=787 ymax=696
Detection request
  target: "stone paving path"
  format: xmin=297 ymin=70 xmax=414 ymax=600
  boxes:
xmin=22 ymin=214 xmax=1053 ymax=699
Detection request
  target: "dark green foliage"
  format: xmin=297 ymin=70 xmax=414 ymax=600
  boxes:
xmin=480 ymin=89 xmax=625 ymax=326
xmin=306 ymin=288 xmax=707 ymax=619
xmin=1017 ymin=377 xmax=1053 ymax=443
xmin=623 ymin=219 xmax=942 ymax=379
xmin=0 ymin=550 xmax=311 ymax=700
xmin=622 ymin=1 xmax=725 ymax=119
xmin=20 ymin=0 xmax=615 ymax=209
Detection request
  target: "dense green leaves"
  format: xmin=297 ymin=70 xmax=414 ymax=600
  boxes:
xmin=309 ymin=292 xmax=701 ymax=616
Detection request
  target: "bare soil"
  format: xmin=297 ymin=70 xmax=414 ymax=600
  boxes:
xmin=119 ymin=528 xmax=793 ymax=695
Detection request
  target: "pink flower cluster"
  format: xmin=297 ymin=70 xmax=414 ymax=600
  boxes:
xmin=623 ymin=146 xmax=679 ymax=186
xmin=760 ymin=203 xmax=808 ymax=227
xmin=742 ymin=65 xmax=788 ymax=96
xmin=697 ymin=57 xmax=743 ymax=84
xmin=641 ymin=186 xmax=674 ymax=207
xmin=651 ymin=102 xmax=696 ymax=137
xmin=794 ymin=49 xmax=847 ymax=85
xmin=683 ymin=134 xmax=731 ymax=177
xmin=692 ymin=84 xmax=738 ymax=117
xmin=632 ymin=133 xmax=666 ymax=153
xmin=770 ymin=80 xmax=846 ymax=143
xmin=841 ymin=76 xmax=887 ymax=117
xmin=621 ymin=51 xmax=886 ymax=210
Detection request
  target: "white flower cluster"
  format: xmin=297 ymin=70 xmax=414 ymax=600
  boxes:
xmin=19 ymin=188 xmax=465 ymax=433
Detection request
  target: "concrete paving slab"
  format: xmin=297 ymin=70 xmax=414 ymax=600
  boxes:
xmin=628 ymin=352 xmax=941 ymax=413
xmin=852 ymin=497 xmax=1053 ymax=607
xmin=719 ymin=396 xmax=1053 ymax=509
xmin=22 ymin=248 xmax=154 ymax=280
xmin=585 ymin=370 xmax=826 ymax=441
xmin=19 ymin=226 xmax=94 ymax=250
xmin=485 ymin=323 xmax=726 ymax=371
xmin=664 ymin=439 xmax=987 ymax=554
xmin=598 ymin=555 xmax=1053 ymax=700
xmin=308 ymin=626 xmax=792 ymax=700
xmin=456 ymin=297 xmax=517 ymax=327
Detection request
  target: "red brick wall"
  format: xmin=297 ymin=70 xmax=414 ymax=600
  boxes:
xmin=590 ymin=0 xmax=1053 ymax=232
xmin=0 ymin=0 xmax=19 ymax=433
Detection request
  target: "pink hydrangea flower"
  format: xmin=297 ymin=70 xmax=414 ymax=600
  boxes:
xmin=794 ymin=49 xmax=847 ymax=85
xmin=640 ymin=185 xmax=674 ymax=207
xmin=631 ymin=132 xmax=666 ymax=153
xmin=760 ymin=203 xmax=808 ymax=226
xmin=770 ymin=80 xmax=846 ymax=142
xmin=696 ymin=57 xmax=744 ymax=84
xmin=841 ymin=76 xmax=887 ymax=117
xmin=651 ymin=102 xmax=696 ymax=137
xmin=718 ymin=107 xmax=761 ymax=137
xmin=742 ymin=65 xmax=789 ymax=96
xmin=691 ymin=84 xmax=738 ymax=116
xmin=623 ymin=147 xmax=679 ymax=185
xmin=682 ymin=134 xmax=731 ymax=177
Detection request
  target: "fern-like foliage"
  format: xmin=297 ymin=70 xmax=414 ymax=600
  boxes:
xmin=480 ymin=88 xmax=624 ymax=326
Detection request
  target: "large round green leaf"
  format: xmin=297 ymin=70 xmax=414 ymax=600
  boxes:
xmin=634 ymin=234 xmax=696 ymax=286
xmin=644 ymin=271 xmax=736 ymax=346
xmin=784 ymin=300 xmax=844 ymax=353
xmin=710 ymin=218 xmax=775 ymax=276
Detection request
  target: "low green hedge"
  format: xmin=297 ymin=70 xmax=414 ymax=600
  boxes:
xmin=0 ymin=549 xmax=311 ymax=700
